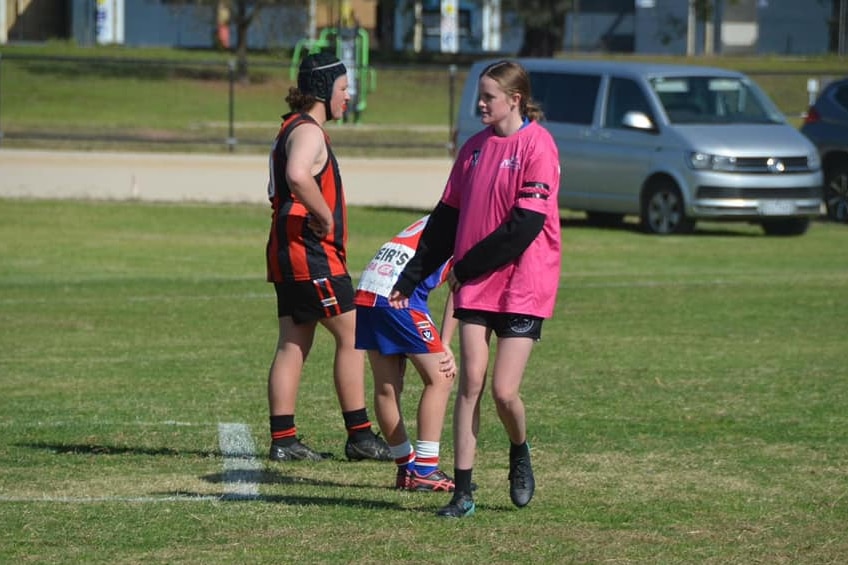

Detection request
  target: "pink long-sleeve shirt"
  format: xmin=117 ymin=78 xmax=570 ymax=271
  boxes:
xmin=442 ymin=121 xmax=562 ymax=318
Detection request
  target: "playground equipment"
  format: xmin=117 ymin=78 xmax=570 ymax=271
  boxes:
xmin=290 ymin=22 xmax=375 ymax=123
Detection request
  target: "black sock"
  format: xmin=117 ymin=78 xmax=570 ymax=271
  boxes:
xmin=342 ymin=408 xmax=373 ymax=440
xmin=510 ymin=441 xmax=529 ymax=459
xmin=454 ymin=468 xmax=473 ymax=496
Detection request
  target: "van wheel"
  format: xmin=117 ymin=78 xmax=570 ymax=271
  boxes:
xmin=761 ymin=218 xmax=810 ymax=236
xmin=585 ymin=211 xmax=625 ymax=227
xmin=823 ymin=161 xmax=848 ymax=223
xmin=641 ymin=181 xmax=695 ymax=235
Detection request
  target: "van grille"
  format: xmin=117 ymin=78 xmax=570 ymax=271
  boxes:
xmin=729 ymin=156 xmax=811 ymax=173
xmin=696 ymin=186 xmax=823 ymax=199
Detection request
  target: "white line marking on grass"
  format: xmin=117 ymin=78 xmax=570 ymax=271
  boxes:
xmin=0 ymin=422 xmax=264 ymax=504
xmin=0 ymin=495 xmax=219 ymax=503
xmin=217 ymin=422 xmax=263 ymax=501
xmin=0 ymin=420 xmax=206 ymax=429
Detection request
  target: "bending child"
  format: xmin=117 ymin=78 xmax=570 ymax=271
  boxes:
xmin=355 ymin=216 xmax=460 ymax=491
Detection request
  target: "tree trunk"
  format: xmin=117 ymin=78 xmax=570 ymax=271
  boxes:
xmin=519 ymin=24 xmax=561 ymax=56
xmin=376 ymin=0 xmax=396 ymax=54
xmin=830 ymin=0 xmax=845 ymax=53
xmin=236 ymin=23 xmax=249 ymax=81
xmin=517 ymin=1 xmax=567 ymax=57
xmin=234 ymin=0 xmax=251 ymax=82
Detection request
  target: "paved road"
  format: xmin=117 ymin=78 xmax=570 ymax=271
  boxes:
xmin=0 ymin=149 xmax=453 ymax=210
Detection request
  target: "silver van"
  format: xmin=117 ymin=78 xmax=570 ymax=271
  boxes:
xmin=454 ymin=59 xmax=823 ymax=235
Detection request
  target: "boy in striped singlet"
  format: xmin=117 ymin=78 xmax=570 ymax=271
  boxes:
xmin=265 ymin=52 xmax=390 ymax=463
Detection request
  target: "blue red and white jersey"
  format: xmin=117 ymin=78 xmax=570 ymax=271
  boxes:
xmin=355 ymin=216 xmax=452 ymax=312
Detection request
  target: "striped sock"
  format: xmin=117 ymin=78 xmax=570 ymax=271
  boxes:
xmin=343 ymin=409 xmax=373 ymax=441
xmin=413 ymin=440 xmax=440 ymax=477
xmin=389 ymin=440 xmax=415 ymax=471
xmin=270 ymin=414 xmax=296 ymax=446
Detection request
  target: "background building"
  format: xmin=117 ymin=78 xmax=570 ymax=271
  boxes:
xmin=0 ymin=0 xmax=841 ymax=57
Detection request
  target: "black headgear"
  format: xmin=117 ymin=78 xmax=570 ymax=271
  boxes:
xmin=297 ymin=52 xmax=347 ymax=103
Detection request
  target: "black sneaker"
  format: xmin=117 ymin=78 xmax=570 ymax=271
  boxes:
xmin=345 ymin=431 xmax=392 ymax=462
xmin=435 ymin=492 xmax=476 ymax=518
xmin=269 ymin=439 xmax=333 ymax=462
xmin=508 ymin=450 xmax=535 ymax=508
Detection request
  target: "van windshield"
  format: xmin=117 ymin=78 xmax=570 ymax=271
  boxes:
xmin=649 ymin=76 xmax=784 ymax=125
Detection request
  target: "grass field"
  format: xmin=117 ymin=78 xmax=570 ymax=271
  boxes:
xmin=1 ymin=44 xmax=846 ymax=156
xmin=1 ymin=199 xmax=846 ymax=564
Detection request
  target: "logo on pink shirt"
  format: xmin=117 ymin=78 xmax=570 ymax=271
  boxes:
xmin=500 ymin=157 xmax=521 ymax=170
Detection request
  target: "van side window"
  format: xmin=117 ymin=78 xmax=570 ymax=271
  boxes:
xmin=604 ymin=77 xmax=652 ymax=129
xmin=530 ymin=72 xmax=600 ymax=125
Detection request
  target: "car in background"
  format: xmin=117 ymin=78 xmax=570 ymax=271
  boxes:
xmin=454 ymin=59 xmax=824 ymax=236
xmin=800 ymin=77 xmax=848 ymax=223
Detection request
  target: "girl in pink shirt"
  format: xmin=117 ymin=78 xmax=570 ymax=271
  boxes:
xmin=390 ymin=60 xmax=561 ymax=518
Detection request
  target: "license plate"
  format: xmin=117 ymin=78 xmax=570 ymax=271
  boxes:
xmin=759 ymin=200 xmax=796 ymax=216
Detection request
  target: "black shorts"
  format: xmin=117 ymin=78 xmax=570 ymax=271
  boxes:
xmin=453 ymin=308 xmax=544 ymax=340
xmin=274 ymin=274 xmax=355 ymax=324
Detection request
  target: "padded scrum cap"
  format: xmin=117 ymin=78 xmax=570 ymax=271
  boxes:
xmin=298 ymin=52 xmax=347 ymax=102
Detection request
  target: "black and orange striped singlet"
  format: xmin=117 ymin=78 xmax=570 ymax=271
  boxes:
xmin=266 ymin=113 xmax=349 ymax=282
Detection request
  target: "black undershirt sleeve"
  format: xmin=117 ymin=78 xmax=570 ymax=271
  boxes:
xmin=452 ymin=207 xmax=546 ymax=283
xmin=392 ymin=201 xmax=459 ymax=297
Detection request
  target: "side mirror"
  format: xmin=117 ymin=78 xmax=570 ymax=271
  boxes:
xmin=622 ymin=111 xmax=655 ymax=131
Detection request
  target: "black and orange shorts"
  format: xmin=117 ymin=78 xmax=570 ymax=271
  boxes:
xmin=274 ymin=274 xmax=355 ymax=324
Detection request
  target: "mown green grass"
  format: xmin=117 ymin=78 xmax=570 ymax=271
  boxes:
xmin=1 ymin=44 xmax=845 ymax=156
xmin=0 ymin=44 xmax=457 ymax=156
xmin=1 ymin=199 xmax=846 ymax=564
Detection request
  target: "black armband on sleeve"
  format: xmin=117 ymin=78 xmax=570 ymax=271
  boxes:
xmin=452 ymin=207 xmax=545 ymax=283
xmin=393 ymin=201 xmax=459 ymax=297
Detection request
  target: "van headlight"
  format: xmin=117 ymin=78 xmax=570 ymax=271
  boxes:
xmin=687 ymin=152 xmax=737 ymax=171
xmin=807 ymin=150 xmax=821 ymax=171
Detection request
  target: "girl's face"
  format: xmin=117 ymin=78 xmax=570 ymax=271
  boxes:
xmin=329 ymin=75 xmax=350 ymax=120
xmin=477 ymin=75 xmax=520 ymax=127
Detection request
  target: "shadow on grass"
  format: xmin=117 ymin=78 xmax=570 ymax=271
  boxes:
xmin=203 ymin=469 xmax=361 ymax=490
xmin=360 ymin=208 xmax=809 ymax=237
xmin=560 ymin=217 xmax=644 ymax=234
xmin=560 ymin=216 xmax=765 ymax=237
xmin=158 ymin=488 xmax=405 ymax=510
xmin=16 ymin=441 xmax=218 ymax=458
xmin=234 ymin=493 xmax=403 ymax=509
xmin=403 ymin=501 xmax=518 ymax=516
xmin=19 ymin=442 xmax=405 ymax=508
